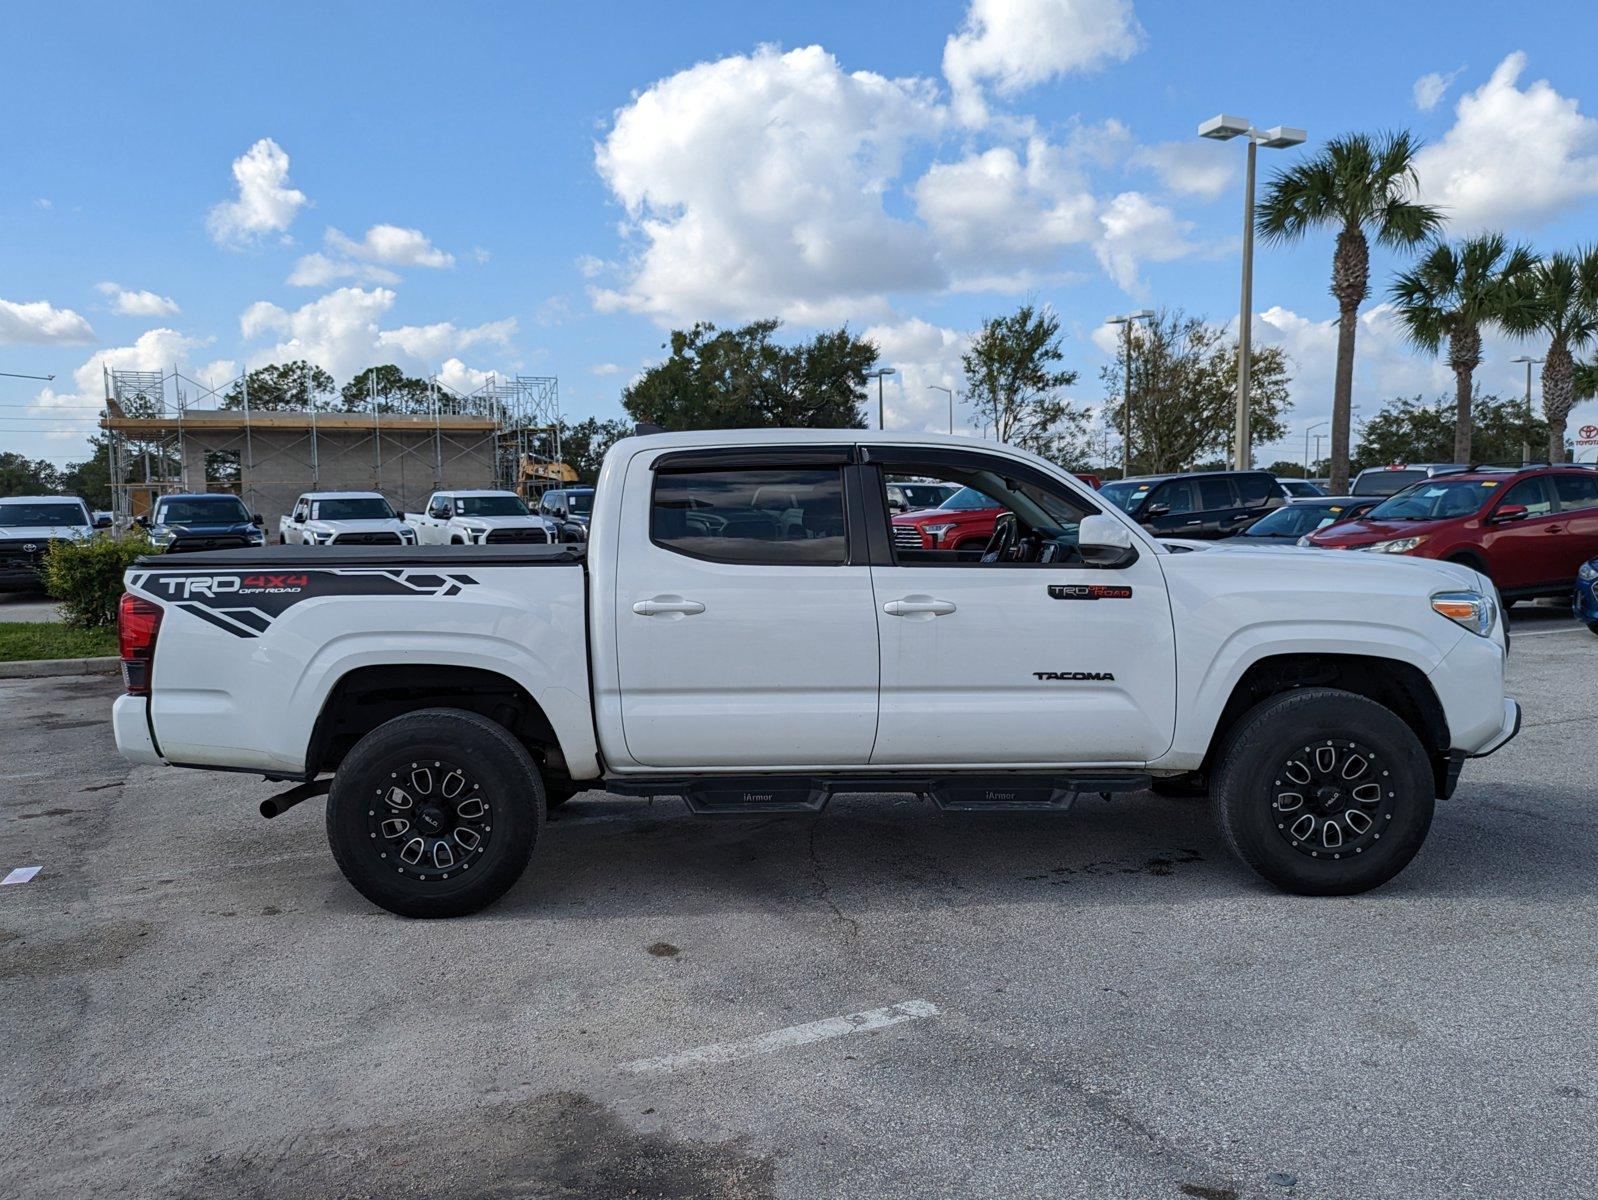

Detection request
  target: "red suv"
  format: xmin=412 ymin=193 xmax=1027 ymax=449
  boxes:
xmin=891 ymin=484 xmax=1007 ymax=552
xmin=1305 ymin=466 xmax=1598 ymax=600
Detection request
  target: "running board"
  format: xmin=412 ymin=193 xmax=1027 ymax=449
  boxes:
xmin=603 ymin=773 xmax=1152 ymax=816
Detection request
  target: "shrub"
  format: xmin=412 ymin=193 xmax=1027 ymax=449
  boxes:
xmin=41 ymin=533 xmax=157 ymax=628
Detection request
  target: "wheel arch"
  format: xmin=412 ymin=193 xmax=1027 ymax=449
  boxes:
xmin=1199 ymin=653 xmax=1454 ymax=799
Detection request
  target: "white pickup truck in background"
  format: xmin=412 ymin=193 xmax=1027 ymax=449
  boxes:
xmin=114 ymin=430 xmax=1520 ymax=918
xmin=277 ymin=491 xmax=417 ymax=546
xmin=404 ymin=489 xmax=557 ymax=545
xmin=0 ymin=495 xmax=107 ymax=590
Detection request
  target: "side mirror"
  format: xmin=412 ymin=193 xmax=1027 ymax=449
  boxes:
xmin=134 ymin=515 xmax=150 ymax=529
xmin=251 ymin=514 xmax=264 ymax=527
xmin=1078 ymin=513 xmax=1139 ymax=568
xmin=1142 ymin=502 xmax=1170 ymax=518
xmin=555 ymin=507 xmax=568 ymax=519
xmin=1489 ymin=504 xmax=1529 ymax=524
xmin=94 ymin=515 xmax=113 ymax=529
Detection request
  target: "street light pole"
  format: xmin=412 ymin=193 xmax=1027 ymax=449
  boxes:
xmin=865 ymin=368 xmax=897 ymax=430
xmin=1105 ymin=311 xmax=1154 ymax=477
xmin=1511 ymin=356 xmax=1542 ymax=464
xmin=1305 ymin=419 xmax=1327 ymax=475
xmin=927 ymin=385 xmax=955 ymax=435
xmin=1199 ymin=114 xmax=1307 ymax=470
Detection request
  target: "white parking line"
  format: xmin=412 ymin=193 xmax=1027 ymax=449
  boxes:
xmin=0 ymin=772 xmax=51 ymax=782
xmin=2 ymin=866 xmax=42 ymax=886
xmin=1514 ymin=626 xmax=1589 ymax=638
xmin=621 ymin=999 xmax=940 ymax=1074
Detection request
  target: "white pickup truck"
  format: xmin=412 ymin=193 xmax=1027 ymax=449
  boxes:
xmin=114 ymin=430 xmax=1520 ymax=918
xmin=0 ymin=495 xmax=108 ymax=590
xmin=404 ymin=489 xmax=557 ymax=546
xmin=278 ymin=491 xmax=417 ymax=546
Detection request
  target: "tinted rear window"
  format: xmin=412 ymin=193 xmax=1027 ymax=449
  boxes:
xmin=1353 ymin=469 xmax=1427 ymax=496
xmin=652 ymin=467 xmax=847 ymax=564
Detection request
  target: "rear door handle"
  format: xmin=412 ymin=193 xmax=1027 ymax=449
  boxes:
xmin=633 ymin=596 xmax=705 ymax=617
xmin=883 ymin=596 xmax=956 ymax=618
xmin=1543 ymin=524 xmax=1564 ymax=534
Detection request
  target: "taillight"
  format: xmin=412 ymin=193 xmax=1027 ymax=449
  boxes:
xmin=118 ymin=593 xmax=163 ymax=695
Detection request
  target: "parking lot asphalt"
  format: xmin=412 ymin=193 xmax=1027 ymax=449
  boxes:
xmin=1 ymin=606 xmax=1594 ymax=1200
xmin=0 ymin=591 xmax=61 ymax=623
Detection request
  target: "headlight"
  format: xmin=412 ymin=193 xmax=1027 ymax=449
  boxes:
xmin=1432 ymin=590 xmax=1496 ymax=637
xmin=161 ymin=528 xmax=179 ymax=544
xmin=1364 ymin=535 xmax=1428 ymax=554
xmin=399 ymin=527 xmax=417 ymax=543
xmin=1295 ymin=534 xmax=1313 ymax=547
xmin=922 ymin=523 xmax=956 ymax=543
xmin=1580 ymin=560 xmax=1598 ymax=582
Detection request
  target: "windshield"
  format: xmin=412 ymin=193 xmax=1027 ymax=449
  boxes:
xmin=565 ymin=492 xmax=594 ymax=515
xmin=899 ymin=484 xmax=951 ymax=508
xmin=312 ymin=497 xmax=395 ymax=521
xmin=1367 ymin=479 xmax=1500 ymax=520
xmin=456 ymin=495 xmax=529 ymax=517
xmin=939 ymin=486 xmax=999 ymax=511
xmin=0 ymin=501 xmax=88 ymax=527
xmin=1098 ymin=480 xmax=1155 ymax=512
xmin=1353 ymin=469 xmax=1428 ymax=496
xmin=155 ymin=496 xmax=250 ymax=525
xmin=1242 ymin=502 xmax=1357 ymax=537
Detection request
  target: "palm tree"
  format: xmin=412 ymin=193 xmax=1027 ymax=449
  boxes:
xmin=1257 ymin=131 xmax=1443 ymax=492
xmin=1388 ymin=234 xmax=1540 ymax=464
xmin=1523 ymin=249 xmax=1598 ymax=463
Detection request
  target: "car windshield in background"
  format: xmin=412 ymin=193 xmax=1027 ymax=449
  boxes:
xmin=1367 ymin=480 xmax=1500 ymax=521
xmin=156 ymin=497 xmax=250 ymax=525
xmin=456 ymin=495 xmax=529 ymax=517
xmin=0 ymin=502 xmax=89 ymax=526
xmin=313 ymin=498 xmax=395 ymax=520
xmin=1242 ymin=502 xmax=1354 ymax=537
xmin=1354 ymin=469 xmax=1428 ymax=496
xmin=939 ymin=486 xmax=999 ymax=511
xmin=1097 ymin=480 xmax=1153 ymax=512
xmin=566 ymin=492 xmax=594 ymax=515
xmin=898 ymin=485 xmax=951 ymax=508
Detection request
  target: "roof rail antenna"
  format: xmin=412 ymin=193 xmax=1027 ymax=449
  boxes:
xmin=634 ymin=421 xmax=665 ymax=436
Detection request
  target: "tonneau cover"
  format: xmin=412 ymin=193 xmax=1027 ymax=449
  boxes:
xmin=143 ymin=543 xmax=585 ymax=569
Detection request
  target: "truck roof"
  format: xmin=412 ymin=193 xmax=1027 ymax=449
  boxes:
xmin=299 ymin=491 xmax=386 ymax=500
xmin=436 ymin=489 xmax=518 ymax=497
xmin=1 ymin=495 xmax=88 ymax=504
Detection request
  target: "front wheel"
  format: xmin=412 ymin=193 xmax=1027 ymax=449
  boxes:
xmin=1587 ymin=621 xmax=1598 ymax=637
xmin=1211 ymin=688 xmax=1434 ymax=896
xmin=326 ymin=708 xmax=543 ymax=917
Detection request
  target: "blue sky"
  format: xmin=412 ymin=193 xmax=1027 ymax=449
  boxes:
xmin=5 ymin=0 xmax=1598 ymax=467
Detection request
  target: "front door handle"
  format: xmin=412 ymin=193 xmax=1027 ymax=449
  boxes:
xmin=1543 ymin=524 xmax=1564 ymax=534
xmin=883 ymin=596 xmax=956 ymax=619
xmin=633 ymin=595 xmax=705 ymax=617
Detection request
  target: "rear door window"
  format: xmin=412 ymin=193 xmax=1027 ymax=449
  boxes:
xmin=1236 ymin=474 xmax=1275 ymax=506
xmin=1553 ymin=473 xmax=1598 ymax=511
xmin=652 ymin=467 xmax=848 ymax=565
xmin=1197 ymin=477 xmax=1237 ymax=512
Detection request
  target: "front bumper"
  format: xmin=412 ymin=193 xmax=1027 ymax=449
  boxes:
xmin=0 ymin=566 xmax=42 ymax=590
xmin=1469 ymin=699 xmax=1522 ymax=759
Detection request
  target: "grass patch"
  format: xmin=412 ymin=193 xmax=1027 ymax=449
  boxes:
xmin=0 ymin=622 xmax=119 ymax=662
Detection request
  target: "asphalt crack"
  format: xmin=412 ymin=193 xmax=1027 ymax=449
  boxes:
xmin=807 ymin=820 xmax=859 ymax=939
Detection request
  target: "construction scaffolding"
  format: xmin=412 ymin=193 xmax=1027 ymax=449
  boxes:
xmin=102 ymin=367 xmax=561 ymax=529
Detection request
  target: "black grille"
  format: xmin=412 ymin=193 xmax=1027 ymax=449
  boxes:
xmin=485 ymin=527 xmax=551 ymax=545
xmin=169 ymin=534 xmax=252 ymax=553
xmin=0 ymin=540 xmax=47 ymax=570
xmin=330 ymin=531 xmax=402 ymax=546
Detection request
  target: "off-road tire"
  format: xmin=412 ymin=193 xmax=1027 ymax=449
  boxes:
xmin=1211 ymin=688 xmax=1433 ymax=896
xmin=327 ymin=707 xmax=543 ymax=918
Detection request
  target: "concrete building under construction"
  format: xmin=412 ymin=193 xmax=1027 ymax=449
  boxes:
xmin=101 ymin=368 xmax=563 ymax=531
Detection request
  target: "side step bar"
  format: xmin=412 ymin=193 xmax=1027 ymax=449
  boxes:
xmin=604 ymin=773 xmax=1152 ymax=816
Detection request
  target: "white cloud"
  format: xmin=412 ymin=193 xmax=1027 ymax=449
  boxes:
xmin=327 ymin=224 xmax=455 ymax=269
xmin=435 ymin=357 xmax=496 ymax=396
xmin=1413 ymin=66 xmax=1465 ymax=112
xmin=943 ymin=0 xmax=1144 ymax=127
xmin=376 ymin=318 xmax=516 ymax=360
xmin=575 ymin=254 xmax=608 ymax=279
xmin=0 ymin=297 xmax=96 ymax=344
xmin=31 ymin=329 xmax=236 ymax=440
xmin=96 ymin=282 xmax=180 ymax=318
xmin=206 ymin=138 xmax=308 ymax=248
xmin=1130 ymin=141 xmax=1234 ymax=200
xmin=862 ymin=317 xmax=972 ymax=432
xmin=589 ymin=362 xmax=622 ymax=376
xmin=593 ymin=44 xmax=944 ymax=326
xmin=286 ymin=252 xmax=401 ymax=288
xmin=1094 ymin=191 xmax=1199 ymax=295
xmin=34 ymin=198 xmax=51 ymax=210
xmin=1415 ymin=52 xmax=1598 ymax=231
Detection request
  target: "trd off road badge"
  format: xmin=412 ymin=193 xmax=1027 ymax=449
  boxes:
xmin=1047 ymin=583 xmax=1133 ymax=601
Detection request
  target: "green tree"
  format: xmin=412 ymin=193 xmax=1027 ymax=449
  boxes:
xmin=1257 ymin=131 xmax=1443 ymax=492
xmin=1522 ymin=250 xmax=1598 ymax=463
xmin=554 ymin=417 xmax=633 ymax=484
xmin=62 ymin=439 xmax=113 ymax=510
xmin=342 ymin=364 xmax=434 ymax=413
xmin=1099 ymin=309 xmax=1292 ymax=475
xmin=1388 ymin=233 xmax=1539 ymax=464
xmin=1353 ymin=393 xmax=1549 ymax=471
xmin=0 ymin=452 xmax=61 ymax=496
xmin=963 ymin=303 xmax=1087 ymax=464
xmin=1265 ymin=459 xmax=1310 ymax=478
xmin=222 ymin=361 xmax=336 ymax=411
xmin=622 ymin=319 xmax=875 ymax=431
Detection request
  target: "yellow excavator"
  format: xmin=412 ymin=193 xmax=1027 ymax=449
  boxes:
xmin=515 ymin=454 xmax=579 ymax=503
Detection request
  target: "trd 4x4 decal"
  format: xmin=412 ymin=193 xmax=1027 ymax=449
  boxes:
xmin=127 ymin=568 xmax=479 ymax=638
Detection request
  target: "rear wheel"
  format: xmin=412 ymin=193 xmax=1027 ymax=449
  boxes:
xmin=1211 ymin=688 xmax=1433 ymax=896
xmin=326 ymin=708 xmax=543 ymax=918
xmin=1588 ymin=621 xmax=1598 ymax=637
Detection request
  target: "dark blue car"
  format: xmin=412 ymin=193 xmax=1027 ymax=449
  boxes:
xmin=136 ymin=493 xmax=266 ymax=552
xmin=1577 ymin=556 xmax=1598 ymax=635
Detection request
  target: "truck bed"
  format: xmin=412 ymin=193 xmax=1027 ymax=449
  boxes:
xmin=146 ymin=543 xmax=586 ymax=569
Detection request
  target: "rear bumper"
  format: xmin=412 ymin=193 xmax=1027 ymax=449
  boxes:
xmin=112 ymin=694 xmax=163 ymax=766
xmin=1469 ymin=699 xmax=1522 ymax=759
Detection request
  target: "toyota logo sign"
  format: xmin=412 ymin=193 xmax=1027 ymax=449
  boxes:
xmin=1580 ymin=424 xmax=1598 ymax=440
xmin=22 ymin=543 xmax=37 ymax=553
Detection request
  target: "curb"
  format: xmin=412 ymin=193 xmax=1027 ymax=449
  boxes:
xmin=0 ymin=656 xmax=120 ymax=680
